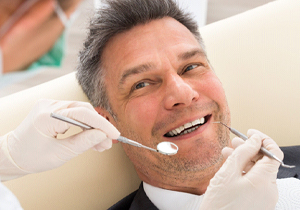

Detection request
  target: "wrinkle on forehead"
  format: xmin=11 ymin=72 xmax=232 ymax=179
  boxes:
xmin=101 ymin=17 xmax=203 ymax=97
xmin=118 ymin=47 xmax=206 ymax=89
xmin=102 ymin=17 xmax=200 ymax=68
xmin=119 ymin=63 xmax=156 ymax=86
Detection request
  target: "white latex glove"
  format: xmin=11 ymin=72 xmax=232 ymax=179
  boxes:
xmin=0 ymin=99 xmax=120 ymax=181
xmin=199 ymin=129 xmax=283 ymax=210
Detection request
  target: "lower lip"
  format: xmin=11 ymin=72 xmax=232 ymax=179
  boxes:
xmin=164 ymin=116 xmax=212 ymax=141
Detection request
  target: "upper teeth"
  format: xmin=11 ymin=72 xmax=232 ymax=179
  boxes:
xmin=167 ymin=117 xmax=205 ymax=137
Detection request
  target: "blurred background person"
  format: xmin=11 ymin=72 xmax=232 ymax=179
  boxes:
xmin=0 ymin=0 xmax=84 ymax=75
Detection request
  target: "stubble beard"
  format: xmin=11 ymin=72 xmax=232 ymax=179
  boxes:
xmin=115 ymin=101 xmax=231 ymax=186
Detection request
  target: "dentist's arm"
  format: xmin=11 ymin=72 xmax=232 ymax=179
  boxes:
xmin=0 ymin=99 xmax=120 ymax=181
xmin=199 ymin=129 xmax=283 ymax=210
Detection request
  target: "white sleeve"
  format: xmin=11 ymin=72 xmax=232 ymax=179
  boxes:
xmin=0 ymin=180 xmax=23 ymax=210
xmin=0 ymin=134 xmax=29 ymax=181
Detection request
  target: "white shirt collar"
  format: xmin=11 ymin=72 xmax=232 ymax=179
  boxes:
xmin=143 ymin=182 xmax=204 ymax=210
xmin=143 ymin=178 xmax=300 ymax=210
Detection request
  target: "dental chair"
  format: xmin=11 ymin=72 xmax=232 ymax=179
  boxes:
xmin=0 ymin=0 xmax=299 ymax=209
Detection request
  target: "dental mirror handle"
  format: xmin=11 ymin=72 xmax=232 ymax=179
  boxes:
xmin=117 ymin=136 xmax=157 ymax=152
xmin=50 ymin=112 xmax=158 ymax=153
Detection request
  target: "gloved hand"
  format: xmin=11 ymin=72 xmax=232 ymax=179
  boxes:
xmin=0 ymin=99 xmax=120 ymax=181
xmin=199 ymin=129 xmax=283 ymax=210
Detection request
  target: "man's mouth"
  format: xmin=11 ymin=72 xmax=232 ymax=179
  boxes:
xmin=164 ymin=115 xmax=211 ymax=137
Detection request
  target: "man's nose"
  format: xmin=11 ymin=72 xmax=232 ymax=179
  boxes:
xmin=163 ymin=74 xmax=199 ymax=109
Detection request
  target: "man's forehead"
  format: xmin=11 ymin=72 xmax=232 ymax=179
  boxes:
xmin=102 ymin=17 xmax=199 ymax=56
xmin=101 ymin=17 xmax=202 ymax=79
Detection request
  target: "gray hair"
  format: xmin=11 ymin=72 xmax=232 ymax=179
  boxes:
xmin=76 ymin=0 xmax=205 ymax=116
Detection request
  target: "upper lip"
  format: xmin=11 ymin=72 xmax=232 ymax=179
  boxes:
xmin=163 ymin=114 xmax=211 ymax=137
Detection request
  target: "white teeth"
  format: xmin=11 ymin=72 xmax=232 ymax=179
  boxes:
xmin=166 ymin=117 xmax=206 ymax=137
xmin=180 ymin=126 xmax=184 ymax=132
xmin=200 ymin=118 xmax=205 ymax=124
xmin=192 ymin=119 xmax=200 ymax=126
xmin=175 ymin=128 xmax=181 ymax=134
xmin=184 ymin=122 xmax=192 ymax=129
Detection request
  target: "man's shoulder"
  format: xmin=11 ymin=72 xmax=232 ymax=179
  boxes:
xmin=108 ymin=190 xmax=138 ymax=210
xmin=278 ymin=145 xmax=300 ymax=179
xmin=108 ymin=183 xmax=158 ymax=210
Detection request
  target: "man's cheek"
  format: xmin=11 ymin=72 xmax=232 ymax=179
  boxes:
xmin=127 ymin=100 xmax=158 ymax=130
xmin=203 ymin=78 xmax=226 ymax=101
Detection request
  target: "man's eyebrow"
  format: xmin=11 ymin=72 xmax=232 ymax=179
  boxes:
xmin=119 ymin=63 xmax=155 ymax=86
xmin=118 ymin=49 xmax=205 ymax=86
xmin=178 ymin=48 xmax=206 ymax=60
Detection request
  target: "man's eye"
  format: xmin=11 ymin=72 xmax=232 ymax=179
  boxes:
xmin=184 ymin=64 xmax=198 ymax=72
xmin=134 ymin=81 xmax=150 ymax=90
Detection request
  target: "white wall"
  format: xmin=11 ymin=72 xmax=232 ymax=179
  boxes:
xmin=94 ymin=0 xmax=208 ymax=27
xmin=177 ymin=0 xmax=207 ymax=27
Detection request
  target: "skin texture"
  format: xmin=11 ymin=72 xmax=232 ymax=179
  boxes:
xmin=96 ymin=17 xmax=231 ymax=195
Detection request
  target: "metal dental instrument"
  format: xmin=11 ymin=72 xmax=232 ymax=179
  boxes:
xmin=213 ymin=121 xmax=295 ymax=169
xmin=50 ymin=112 xmax=178 ymax=156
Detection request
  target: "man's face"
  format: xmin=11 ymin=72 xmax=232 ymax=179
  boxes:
xmin=99 ymin=17 xmax=231 ymax=194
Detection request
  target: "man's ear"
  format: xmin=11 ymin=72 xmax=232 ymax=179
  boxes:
xmin=94 ymin=106 xmax=115 ymax=124
xmin=95 ymin=107 xmax=119 ymax=144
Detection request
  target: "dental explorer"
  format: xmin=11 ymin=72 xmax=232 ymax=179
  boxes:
xmin=50 ymin=112 xmax=178 ymax=156
xmin=214 ymin=121 xmax=295 ymax=169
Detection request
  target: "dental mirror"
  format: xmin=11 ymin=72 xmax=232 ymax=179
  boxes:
xmin=156 ymin=141 xmax=178 ymax=155
xmin=50 ymin=112 xmax=179 ymax=156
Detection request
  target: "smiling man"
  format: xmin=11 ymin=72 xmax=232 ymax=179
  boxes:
xmin=78 ymin=0 xmax=230 ymax=195
xmin=99 ymin=16 xmax=231 ymax=195
xmin=76 ymin=0 xmax=299 ymax=209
